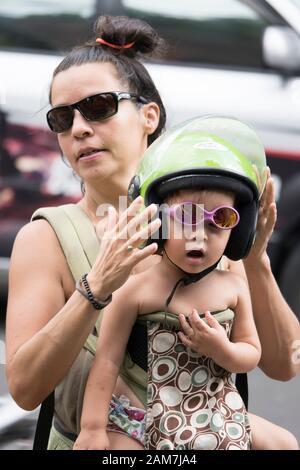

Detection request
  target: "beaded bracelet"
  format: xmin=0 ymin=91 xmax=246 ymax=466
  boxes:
xmin=76 ymin=273 xmax=112 ymax=310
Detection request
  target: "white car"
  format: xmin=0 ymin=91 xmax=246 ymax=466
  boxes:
xmin=1 ymin=0 xmax=300 ymax=316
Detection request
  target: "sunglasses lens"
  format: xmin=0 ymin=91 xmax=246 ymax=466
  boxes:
xmin=47 ymin=106 xmax=73 ymax=133
xmin=213 ymin=207 xmax=238 ymax=228
xmin=47 ymin=93 xmax=118 ymax=133
xmin=79 ymin=93 xmax=117 ymax=121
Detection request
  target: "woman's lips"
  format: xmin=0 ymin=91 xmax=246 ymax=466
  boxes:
xmin=77 ymin=149 xmax=106 ymax=162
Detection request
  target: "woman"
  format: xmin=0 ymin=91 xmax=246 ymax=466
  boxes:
xmin=5 ymin=15 xmax=300 ymax=450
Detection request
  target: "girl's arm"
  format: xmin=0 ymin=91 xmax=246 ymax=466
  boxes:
xmin=229 ymin=172 xmax=300 ymax=380
xmin=179 ymin=273 xmax=261 ymax=373
xmin=73 ymin=277 xmax=140 ymax=450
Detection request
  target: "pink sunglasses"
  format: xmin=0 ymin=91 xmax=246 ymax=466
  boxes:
xmin=163 ymin=201 xmax=240 ymax=230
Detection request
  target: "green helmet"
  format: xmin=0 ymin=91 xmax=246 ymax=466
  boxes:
xmin=128 ymin=115 xmax=267 ymax=260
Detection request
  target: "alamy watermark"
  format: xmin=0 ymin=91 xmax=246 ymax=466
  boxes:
xmin=95 ymin=196 xmax=205 ymax=250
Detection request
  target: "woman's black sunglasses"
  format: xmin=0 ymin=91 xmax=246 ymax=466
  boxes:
xmin=47 ymin=91 xmax=148 ymax=133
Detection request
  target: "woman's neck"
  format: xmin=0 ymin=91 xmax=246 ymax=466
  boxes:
xmin=78 ymin=181 xmax=129 ymax=225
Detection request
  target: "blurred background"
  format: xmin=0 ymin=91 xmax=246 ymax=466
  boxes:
xmin=1 ymin=0 xmax=300 ymax=450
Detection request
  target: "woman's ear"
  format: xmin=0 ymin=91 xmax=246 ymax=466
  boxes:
xmin=141 ymin=102 xmax=160 ymax=136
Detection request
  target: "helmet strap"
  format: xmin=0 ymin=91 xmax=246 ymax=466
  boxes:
xmin=163 ymin=248 xmax=221 ymax=308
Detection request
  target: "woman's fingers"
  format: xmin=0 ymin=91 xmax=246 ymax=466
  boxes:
xmin=258 ymin=166 xmax=270 ymax=209
xmin=90 ymin=200 xmax=161 ymax=297
xmin=98 ymin=196 xmax=144 ymax=241
xmin=118 ymin=202 xmax=158 ymax=242
xmin=126 ymin=216 xmax=161 ymax=249
xmin=260 ymin=169 xmax=276 ymax=219
xmin=114 ymin=195 xmax=144 ymax=234
xmin=95 ymin=205 xmax=119 ymax=240
xmin=130 ymin=242 xmax=159 ymax=265
xmin=106 ymin=205 xmax=119 ymax=230
xmin=245 ymin=169 xmax=277 ymax=262
xmin=100 ymin=200 xmax=159 ymax=253
xmin=265 ymin=203 xmax=277 ymax=235
xmin=265 ymin=168 xmax=275 ymax=207
xmin=257 ymin=185 xmax=277 ymax=242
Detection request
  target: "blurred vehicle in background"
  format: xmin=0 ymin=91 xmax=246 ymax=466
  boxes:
xmin=1 ymin=0 xmax=300 ymax=317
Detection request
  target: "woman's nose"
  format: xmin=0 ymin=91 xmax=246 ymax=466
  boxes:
xmin=71 ymin=109 xmax=94 ymax=138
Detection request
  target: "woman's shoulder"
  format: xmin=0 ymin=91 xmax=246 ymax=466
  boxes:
xmin=17 ymin=202 xmax=83 ymax=254
xmin=11 ymin=216 xmax=74 ymax=297
xmin=15 ymin=217 xmax=59 ymax=246
xmin=12 ymin=217 xmax=69 ymax=278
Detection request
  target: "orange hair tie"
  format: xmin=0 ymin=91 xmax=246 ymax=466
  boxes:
xmin=96 ymin=37 xmax=135 ymax=49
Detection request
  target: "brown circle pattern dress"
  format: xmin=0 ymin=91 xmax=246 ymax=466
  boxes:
xmin=144 ymin=309 xmax=251 ymax=450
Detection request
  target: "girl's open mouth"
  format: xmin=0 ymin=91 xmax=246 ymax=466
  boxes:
xmin=186 ymin=250 xmax=204 ymax=259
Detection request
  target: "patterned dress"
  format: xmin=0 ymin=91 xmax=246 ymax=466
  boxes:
xmin=143 ymin=309 xmax=251 ymax=450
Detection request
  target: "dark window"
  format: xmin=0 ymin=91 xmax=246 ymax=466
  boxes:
xmin=0 ymin=0 xmax=285 ymax=69
xmin=0 ymin=0 xmax=96 ymax=54
xmin=121 ymin=0 xmax=284 ymax=68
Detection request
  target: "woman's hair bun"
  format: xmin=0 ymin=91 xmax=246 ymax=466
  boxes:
xmin=94 ymin=15 xmax=166 ymax=58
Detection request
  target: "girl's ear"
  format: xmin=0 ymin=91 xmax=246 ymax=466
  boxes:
xmin=141 ymin=101 xmax=160 ymax=137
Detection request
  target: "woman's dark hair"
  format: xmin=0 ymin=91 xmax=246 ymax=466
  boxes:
xmin=51 ymin=15 xmax=167 ymax=146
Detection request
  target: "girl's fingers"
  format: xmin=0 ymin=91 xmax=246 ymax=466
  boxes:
xmin=178 ymin=331 xmax=192 ymax=348
xmin=179 ymin=313 xmax=194 ymax=338
xmin=189 ymin=309 xmax=210 ymax=332
xmin=204 ymin=311 xmax=222 ymax=330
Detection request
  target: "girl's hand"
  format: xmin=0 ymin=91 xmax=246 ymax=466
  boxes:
xmin=88 ymin=196 xmax=161 ymax=299
xmin=245 ymin=167 xmax=277 ymax=264
xmin=178 ymin=309 xmax=230 ymax=359
xmin=73 ymin=428 xmax=109 ymax=450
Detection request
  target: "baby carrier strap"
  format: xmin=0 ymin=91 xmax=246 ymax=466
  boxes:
xmin=31 ymin=203 xmax=100 ymax=449
xmin=31 ymin=203 xmax=99 ymax=280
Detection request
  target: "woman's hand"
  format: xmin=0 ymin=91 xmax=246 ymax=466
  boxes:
xmin=178 ymin=309 xmax=230 ymax=359
xmin=88 ymin=196 xmax=161 ymax=299
xmin=245 ymin=167 xmax=277 ymax=265
xmin=73 ymin=428 xmax=109 ymax=450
